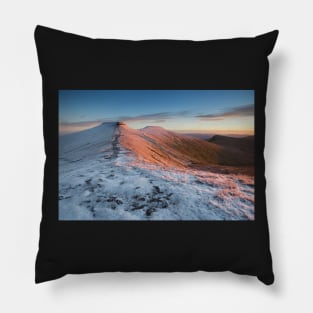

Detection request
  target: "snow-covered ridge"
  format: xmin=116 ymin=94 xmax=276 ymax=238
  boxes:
xmin=59 ymin=122 xmax=117 ymax=160
xmin=59 ymin=122 xmax=254 ymax=220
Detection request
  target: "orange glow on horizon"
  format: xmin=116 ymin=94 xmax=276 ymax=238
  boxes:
xmin=174 ymin=129 xmax=254 ymax=136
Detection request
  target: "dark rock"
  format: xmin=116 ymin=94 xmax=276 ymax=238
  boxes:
xmin=145 ymin=208 xmax=156 ymax=216
xmin=115 ymin=199 xmax=123 ymax=205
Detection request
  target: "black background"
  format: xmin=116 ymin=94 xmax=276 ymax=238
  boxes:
xmin=35 ymin=26 xmax=278 ymax=285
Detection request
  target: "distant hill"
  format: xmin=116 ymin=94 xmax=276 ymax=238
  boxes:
xmin=208 ymin=135 xmax=254 ymax=166
xmin=176 ymin=133 xmax=214 ymax=140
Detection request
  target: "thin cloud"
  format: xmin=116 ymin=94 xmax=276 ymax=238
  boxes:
xmin=196 ymin=104 xmax=254 ymax=121
xmin=119 ymin=111 xmax=190 ymax=123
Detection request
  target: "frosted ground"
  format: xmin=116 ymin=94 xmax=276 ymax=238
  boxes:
xmin=59 ymin=123 xmax=254 ymax=220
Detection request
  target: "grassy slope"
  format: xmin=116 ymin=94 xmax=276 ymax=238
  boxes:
xmin=208 ymin=135 xmax=254 ymax=166
xmin=120 ymin=125 xmax=254 ymax=174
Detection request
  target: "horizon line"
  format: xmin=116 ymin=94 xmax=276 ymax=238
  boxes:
xmin=59 ymin=121 xmax=254 ymax=136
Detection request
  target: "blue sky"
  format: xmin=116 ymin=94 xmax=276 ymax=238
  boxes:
xmin=59 ymin=90 xmax=254 ymax=135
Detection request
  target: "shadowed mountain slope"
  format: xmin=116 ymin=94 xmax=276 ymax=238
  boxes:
xmin=208 ymin=135 xmax=254 ymax=165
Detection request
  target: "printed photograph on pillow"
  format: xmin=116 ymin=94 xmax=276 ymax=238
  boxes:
xmin=59 ymin=90 xmax=254 ymax=221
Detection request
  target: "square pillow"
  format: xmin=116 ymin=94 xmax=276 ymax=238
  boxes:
xmin=34 ymin=25 xmax=278 ymax=284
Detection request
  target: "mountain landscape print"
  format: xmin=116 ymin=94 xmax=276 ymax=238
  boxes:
xmin=59 ymin=90 xmax=255 ymax=221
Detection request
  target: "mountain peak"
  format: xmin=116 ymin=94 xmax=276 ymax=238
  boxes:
xmin=140 ymin=125 xmax=169 ymax=136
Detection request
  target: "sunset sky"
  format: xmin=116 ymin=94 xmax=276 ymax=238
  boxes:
xmin=59 ymin=90 xmax=254 ymax=135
